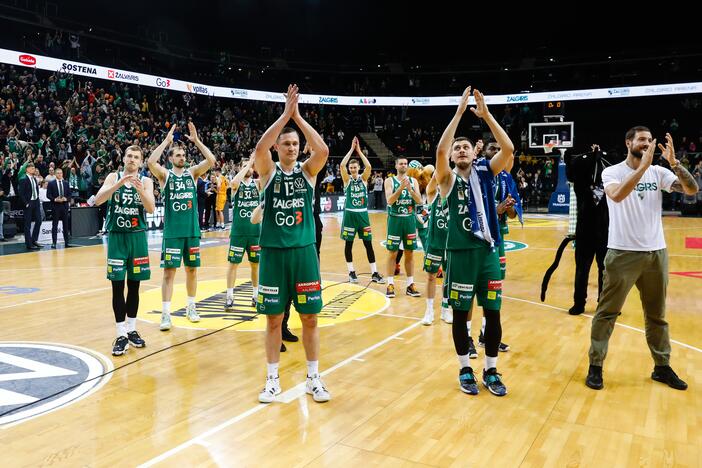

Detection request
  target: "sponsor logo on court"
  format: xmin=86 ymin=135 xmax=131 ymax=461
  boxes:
xmin=230 ymin=89 xmax=248 ymax=98
xmin=0 ymin=286 xmax=40 ymax=295
xmin=138 ymin=279 xmax=388 ymax=331
xmin=359 ymin=98 xmax=377 ymax=104
xmin=411 ymin=97 xmax=430 ymax=104
xmin=319 ymin=96 xmax=338 ymax=104
xmin=18 ymin=54 xmax=36 ymax=66
xmin=0 ymin=343 xmax=112 ymax=427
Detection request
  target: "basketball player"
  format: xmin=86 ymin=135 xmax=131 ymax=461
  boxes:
xmin=147 ymin=122 xmax=216 ymax=331
xmin=225 ymin=156 xmax=260 ymax=309
xmin=214 ymin=167 xmax=228 ymax=230
xmin=436 ymin=86 xmax=514 ymax=396
xmin=253 ymin=84 xmax=330 ymax=404
xmin=420 ymin=174 xmax=452 ymax=325
xmin=339 ymin=136 xmax=384 ymax=284
xmin=384 ymin=157 xmax=423 ymax=298
xmin=95 ymin=145 xmax=155 ymax=356
xmin=468 ymin=139 xmax=521 ymax=355
xmin=586 ymin=130 xmax=698 ymax=391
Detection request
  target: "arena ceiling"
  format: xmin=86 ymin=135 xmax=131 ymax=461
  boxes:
xmin=54 ymin=1 xmax=700 ymax=71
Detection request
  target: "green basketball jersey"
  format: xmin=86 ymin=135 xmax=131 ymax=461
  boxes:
xmin=259 ymin=162 xmax=315 ymax=248
xmin=426 ymin=195 xmax=448 ymax=251
xmin=387 ymin=176 xmax=416 ymax=217
xmin=162 ymin=170 xmax=200 ymax=239
xmin=344 ymin=176 xmax=368 ymax=211
xmin=231 ymin=179 xmax=261 ymax=238
xmin=445 ymin=173 xmax=487 ymax=250
xmin=105 ymin=172 xmax=147 ymax=233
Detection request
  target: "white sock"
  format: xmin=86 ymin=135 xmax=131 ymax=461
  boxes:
xmin=162 ymin=302 xmax=171 ymax=315
xmin=252 ymin=286 xmax=258 ymax=300
xmin=466 ymin=320 xmax=472 ymax=335
xmin=481 ymin=316 xmax=486 ymax=334
xmin=370 ymin=262 xmax=377 ymax=273
xmin=387 ymin=276 xmax=394 ymax=285
xmin=226 ymin=287 xmax=233 ymax=298
xmin=485 ymin=356 xmax=498 ymax=371
xmin=307 ymin=360 xmax=319 ymax=377
xmin=407 ymin=276 xmax=414 ymax=286
xmin=426 ymin=298 xmax=434 ymax=311
xmin=187 ymin=296 xmax=196 ymax=306
xmin=267 ymin=362 xmax=279 ymax=378
xmin=116 ymin=321 xmax=127 ymax=337
xmin=458 ymin=354 xmax=470 ymax=368
xmin=347 ymin=262 xmax=354 ymax=273
xmin=126 ymin=317 xmax=137 ymax=333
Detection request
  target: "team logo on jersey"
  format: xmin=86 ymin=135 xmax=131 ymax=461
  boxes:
xmin=137 ymin=279 xmax=388 ymax=331
xmin=0 ymin=343 xmax=112 ymax=427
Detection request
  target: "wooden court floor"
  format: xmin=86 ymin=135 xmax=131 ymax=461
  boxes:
xmin=1 ymin=212 xmax=701 ymax=467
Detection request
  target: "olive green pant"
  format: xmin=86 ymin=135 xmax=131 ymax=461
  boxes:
xmin=589 ymin=248 xmax=671 ymax=367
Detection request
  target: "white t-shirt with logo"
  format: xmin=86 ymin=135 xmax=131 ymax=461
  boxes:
xmin=602 ymin=161 xmax=677 ymax=251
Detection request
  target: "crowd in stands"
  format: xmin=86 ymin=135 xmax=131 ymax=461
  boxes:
xmin=2 ymin=61 xmax=701 ymax=235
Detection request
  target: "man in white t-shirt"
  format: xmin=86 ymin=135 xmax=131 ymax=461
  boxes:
xmin=586 ymin=127 xmax=699 ymax=391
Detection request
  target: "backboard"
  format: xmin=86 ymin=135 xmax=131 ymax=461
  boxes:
xmin=528 ymin=122 xmax=575 ymax=149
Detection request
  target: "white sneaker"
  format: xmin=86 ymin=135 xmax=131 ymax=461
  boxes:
xmin=306 ymin=374 xmax=331 ymax=402
xmin=159 ymin=312 xmax=172 ymax=331
xmin=258 ymin=375 xmax=281 ymax=403
xmin=421 ymin=310 xmax=434 ymax=326
xmin=185 ymin=303 xmax=200 ymax=322
xmin=440 ymin=307 xmax=453 ymax=324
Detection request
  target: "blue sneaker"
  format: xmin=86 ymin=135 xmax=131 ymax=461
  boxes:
xmin=459 ymin=367 xmax=479 ymax=395
xmin=482 ymin=368 xmax=507 ymax=396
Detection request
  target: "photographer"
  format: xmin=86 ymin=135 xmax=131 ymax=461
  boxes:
xmin=564 ymin=144 xmax=611 ymax=315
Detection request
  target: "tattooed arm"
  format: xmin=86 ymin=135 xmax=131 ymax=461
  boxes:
xmin=670 ymin=165 xmax=699 ymax=195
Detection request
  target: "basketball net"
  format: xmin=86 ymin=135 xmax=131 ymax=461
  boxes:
xmin=544 ymin=142 xmax=556 ymax=154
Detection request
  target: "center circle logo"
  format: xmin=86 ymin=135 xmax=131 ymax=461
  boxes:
xmin=0 ymin=343 xmax=113 ymax=427
xmin=138 ymin=279 xmax=389 ymax=330
xmin=503 ymin=240 xmax=528 ymax=252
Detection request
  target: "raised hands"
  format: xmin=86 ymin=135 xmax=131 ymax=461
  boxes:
xmin=283 ymin=84 xmax=300 ymax=119
xmin=184 ymin=121 xmax=200 ymax=144
xmin=469 ymin=88 xmax=490 ymax=120
xmin=164 ymin=123 xmax=176 ymax=145
xmin=456 ymin=86 xmax=472 ymax=115
xmin=641 ymin=137 xmax=657 ymax=169
xmin=657 ymin=133 xmax=677 ymax=167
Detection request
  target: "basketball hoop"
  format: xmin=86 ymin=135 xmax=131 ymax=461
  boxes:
xmin=544 ymin=142 xmax=556 ymax=154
